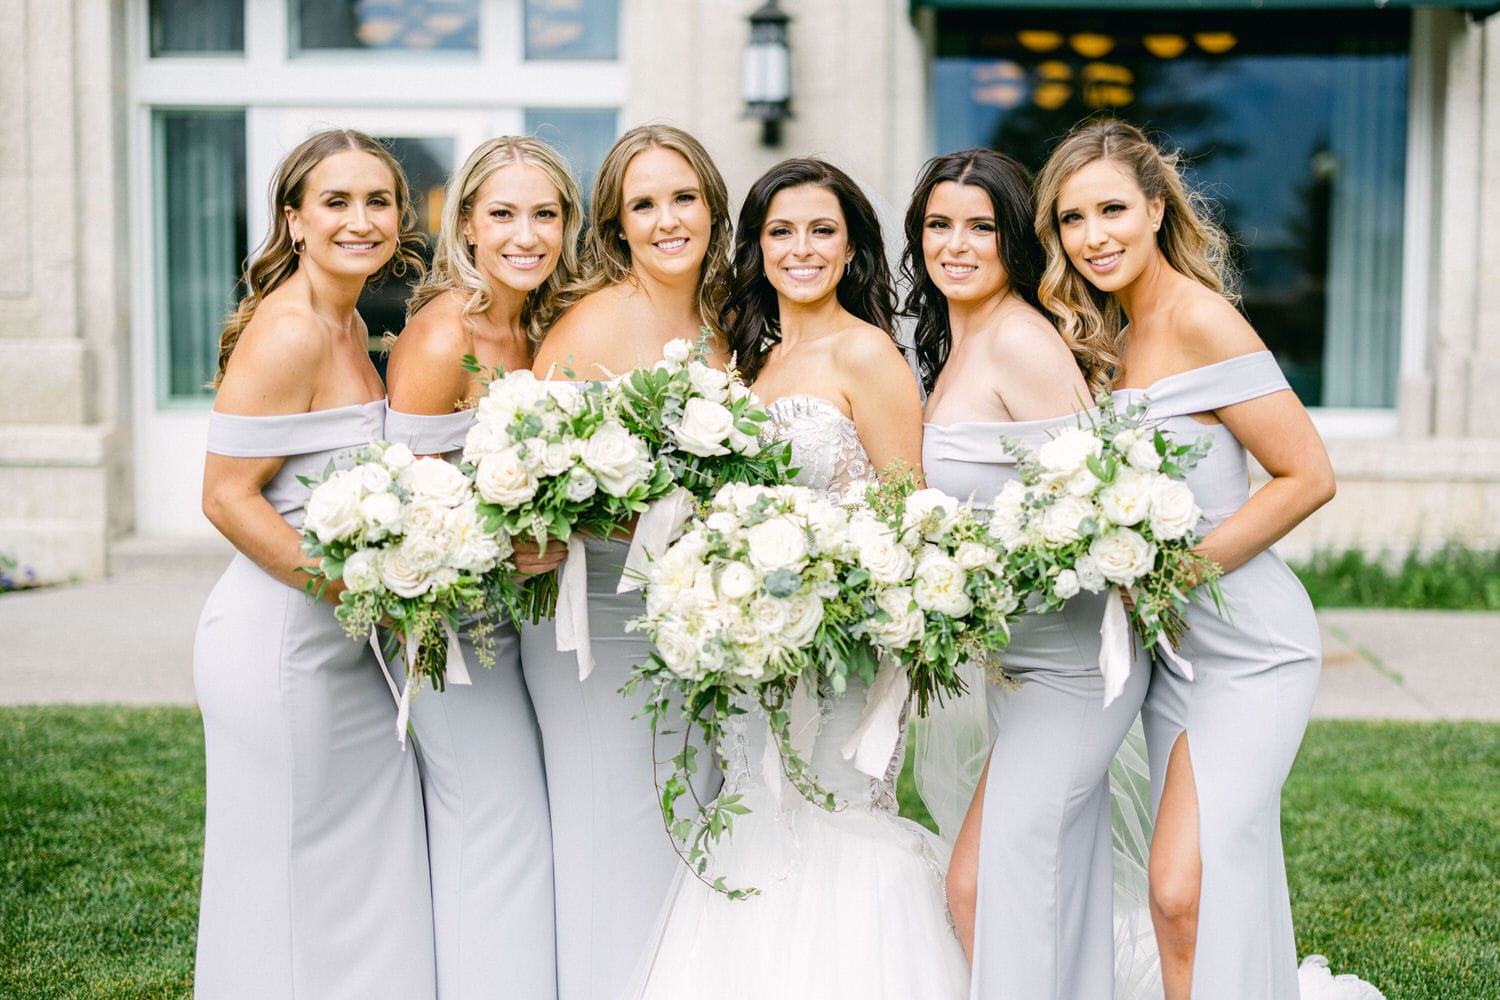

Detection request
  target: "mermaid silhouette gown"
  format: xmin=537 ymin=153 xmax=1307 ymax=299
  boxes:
xmin=1116 ymin=351 xmax=1325 ymax=999
xmin=628 ymin=394 xmax=971 ymax=1000
xmin=924 ymin=412 xmax=1150 ymax=1000
xmin=192 ymin=400 xmax=436 ymax=999
xmin=384 ymin=406 xmax=556 ymax=999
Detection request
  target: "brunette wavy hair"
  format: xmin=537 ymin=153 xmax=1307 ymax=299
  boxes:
xmin=899 ymin=148 xmax=1048 ymax=394
xmin=212 ymin=128 xmax=425 ymax=386
xmin=404 ymin=135 xmax=584 ymax=341
xmin=1034 ymin=118 xmax=1235 ymax=394
xmin=724 ymin=157 xmax=897 ymax=381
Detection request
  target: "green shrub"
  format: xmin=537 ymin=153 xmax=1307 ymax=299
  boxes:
xmin=1292 ymin=544 xmax=1500 ymax=610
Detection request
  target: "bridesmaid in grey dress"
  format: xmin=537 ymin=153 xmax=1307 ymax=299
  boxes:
xmin=524 ymin=124 xmax=734 ymax=999
xmin=193 ymin=129 xmax=435 ymax=999
xmin=385 ymin=136 xmax=584 ymax=998
xmin=909 ymin=149 xmax=1148 ymax=999
xmin=1035 ymin=119 xmax=1336 ymax=999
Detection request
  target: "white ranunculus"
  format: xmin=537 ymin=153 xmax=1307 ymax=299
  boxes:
xmin=1089 ymin=528 xmax=1157 ymax=585
xmin=341 ymin=549 xmax=381 ymax=593
xmin=783 ymin=593 xmax=824 ymax=646
xmin=1052 ymin=568 xmax=1081 ymax=600
xmin=359 ymin=462 xmax=393 ymax=495
xmin=1075 ymin=554 xmax=1106 ymax=592
xmin=867 ymin=587 xmax=924 ymax=648
xmin=1037 ymin=427 xmax=1103 ymax=477
xmin=673 ymin=397 xmax=735 ymax=457
xmin=913 ymin=550 xmax=974 ymax=617
xmin=1039 ymin=495 xmax=1097 ymax=545
xmin=304 ymin=470 xmax=364 ymax=543
xmin=745 ymin=516 xmax=809 ymax=572
xmin=686 ymin=361 xmax=732 ymax=404
xmin=717 ymin=561 xmax=758 ymax=600
xmin=1099 ymin=468 xmax=1153 ymax=527
xmin=850 ymin=519 xmax=914 ymax=584
xmin=581 ymin=422 xmax=652 ymax=496
xmin=954 ymin=540 xmax=997 ymax=571
xmin=475 ymin=449 xmax=539 ymax=506
xmin=445 ymin=500 xmax=505 ymax=573
xmin=401 ymin=456 xmax=472 ymax=507
xmin=1148 ymin=477 xmax=1201 ymax=541
xmin=379 ymin=545 xmax=433 ymax=598
xmin=401 ymin=531 xmax=449 ymax=574
xmin=1127 ymin=436 xmax=1163 ymax=472
xmin=564 ymin=467 xmax=598 ymax=503
xmin=380 ymin=442 xmax=415 ymax=472
xmin=357 ymin=490 xmax=403 ymax=540
xmin=662 ymin=338 xmax=693 ymax=365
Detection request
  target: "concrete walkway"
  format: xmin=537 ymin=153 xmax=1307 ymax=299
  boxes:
xmin=3 ymin=556 xmax=1500 ymax=720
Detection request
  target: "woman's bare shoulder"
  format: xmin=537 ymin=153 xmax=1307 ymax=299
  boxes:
xmin=1171 ymin=283 xmax=1264 ymax=365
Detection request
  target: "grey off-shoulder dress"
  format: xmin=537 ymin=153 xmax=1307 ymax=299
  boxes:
xmin=1114 ymin=351 xmax=1322 ymax=999
xmin=384 ymin=406 xmax=556 ymax=1000
xmin=192 ymin=400 xmax=436 ymax=999
xmin=924 ymin=412 xmax=1149 ymax=1000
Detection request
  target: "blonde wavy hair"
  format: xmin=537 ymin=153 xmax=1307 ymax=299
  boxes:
xmin=548 ymin=124 xmax=733 ymax=339
xmin=213 ymin=128 xmax=425 ymax=386
xmin=1034 ymin=118 xmax=1236 ymax=395
xmin=405 ymin=136 xmax=585 ymax=341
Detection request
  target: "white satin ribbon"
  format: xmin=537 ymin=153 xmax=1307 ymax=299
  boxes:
xmin=1157 ymin=636 xmax=1195 ymax=681
xmin=443 ymin=621 xmax=472 ymax=686
xmin=762 ymin=678 xmax=822 ymax=808
xmin=1098 ymin=589 xmax=1133 ymax=709
xmin=617 ymin=486 xmax=696 ymax=594
xmin=841 ymin=657 xmax=911 ymax=780
xmin=554 ymin=534 xmax=594 ymax=680
xmin=367 ymin=628 xmax=415 ymax=748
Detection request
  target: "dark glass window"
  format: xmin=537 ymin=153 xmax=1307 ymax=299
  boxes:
xmin=292 ymin=0 xmax=479 ymax=53
xmin=524 ymin=0 xmax=619 ymax=60
xmin=150 ymin=0 xmax=244 ymax=55
xmin=524 ymin=108 xmax=619 ymax=207
xmin=934 ymin=10 xmax=1410 ymax=407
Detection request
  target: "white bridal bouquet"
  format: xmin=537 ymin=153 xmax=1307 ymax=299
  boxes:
xmin=625 ymin=482 xmax=879 ymax=896
xmin=996 ymin=394 xmax=1224 ymax=702
xmin=460 ymin=364 xmax=672 ymax=625
xmin=299 ymin=441 xmax=510 ymax=731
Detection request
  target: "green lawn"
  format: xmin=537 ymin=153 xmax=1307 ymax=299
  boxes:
xmin=3 ymin=708 xmax=1497 ymax=998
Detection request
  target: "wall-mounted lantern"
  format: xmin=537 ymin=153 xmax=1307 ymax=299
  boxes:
xmin=743 ymin=0 xmax=792 ymax=146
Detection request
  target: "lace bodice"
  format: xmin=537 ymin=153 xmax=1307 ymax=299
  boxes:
xmin=764 ymin=394 xmax=876 ymax=504
xmin=727 ymin=394 xmax=900 ymax=814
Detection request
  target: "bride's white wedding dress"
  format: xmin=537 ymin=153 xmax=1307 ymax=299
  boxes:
xmin=627 ymin=394 xmax=970 ymax=999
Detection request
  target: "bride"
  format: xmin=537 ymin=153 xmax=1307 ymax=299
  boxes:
xmin=627 ymin=156 xmax=970 ymax=998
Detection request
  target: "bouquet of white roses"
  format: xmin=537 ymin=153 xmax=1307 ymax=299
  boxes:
xmin=625 ymin=482 xmax=879 ymax=896
xmin=851 ymin=480 xmax=1020 ymax=719
xmin=300 ymin=441 xmax=510 ymax=732
xmin=996 ymin=394 xmax=1223 ymax=703
xmin=461 ymin=366 xmax=672 ymax=623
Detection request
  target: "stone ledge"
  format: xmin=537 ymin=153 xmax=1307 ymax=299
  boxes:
xmin=0 ymin=424 xmax=120 ymax=466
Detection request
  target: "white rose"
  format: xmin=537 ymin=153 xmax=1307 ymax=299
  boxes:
xmin=1075 ymin=554 xmax=1107 ymax=592
xmin=805 ymin=502 xmax=850 ymax=551
xmin=359 ymin=463 xmax=393 ymax=494
xmin=745 ymin=516 xmax=809 ymax=572
xmin=1089 ymin=528 xmax=1157 ymax=585
xmin=850 ymin=520 xmax=915 ymax=584
xmin=1039 ymin=495 xmax=1097 ymax=545
xmin=517 ymin=436 xmax=550 ymax=473
xmin=987 ymin=480 xmax=1029 ymax=551
xmin=686 ymin=361 xmax=732 ymax=404
xmin=1148 ymin=477 xmax=1201 ymax=541
xmin=1037 ymin=427 xmax=1103 ymax=477
xmin=401 ymin=456 xmax=472 ymax=507
xmin=1111 ymin=428 xmax=1142 ymax=451
xmin=1127 ymin=436 xmax=1163 ymax=472
xmin=1098 ymin=468 xmax=1153 ymax=527
xmin=1052 ymin=568 xmax=1081 ymax=600
xmin=540 ymin=441 xmax=576 ymax=478
xmin=783 ymin=593 xmax=824 ymax=646
xmin=304 ymin=470 xmax=364 ymax=543
xmin=717 ymin=561 xmax=758 ymax=600
xmin=654 ymin=621 xmax=703 ymax=679
xmin=475 ymin=449 xmax=539 ymax=507
xmin=380 ymin=442 xmax=415 ymax=472
xmin=564 ymin=467 xmax=598 ymax=503
xmin=704 ymin=510 xmax=738 ymax=534
xmin=728 ymin=380 xmax=753 ymax=404
xmin=542 ymin=380 xmax=583 ymax=416
xmin=954 ymin=540 xmax=997 ymax=571
xmin=581 ymin=422 xmax=652 ymax=496
xmin=867 ymin=587 xmax=924 ymax=648
xmin=402 ymin=498 xmax=447 ymax=538
xmin=902 ymin=489 xmax=963 ymax=541
xmin=341 ymin=549 xmax=381 ymax=593
xmin=402 ymin=531 xmax=449 ymax=574
xmin=462 ymin=417 xmax=513 ymax=464
xmin=379 ymin=545 xmax=433 ymax=598
xmin=662 ymin=338 xmax=693 ymax=365
xmin=913 ymin=550 xmax=974 ymax=617
xmin=727 ymin=426 xmax=762 ymax=456
xmin=747 ymin=596 xmax=790 ymax=637
xmin=357 ymin=490 xmax=403 ymax=539
xmin=673 ymin=397 xmax=735 ymax=457
xmin=1065 ymin=466 xmax=1102 ymax=498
